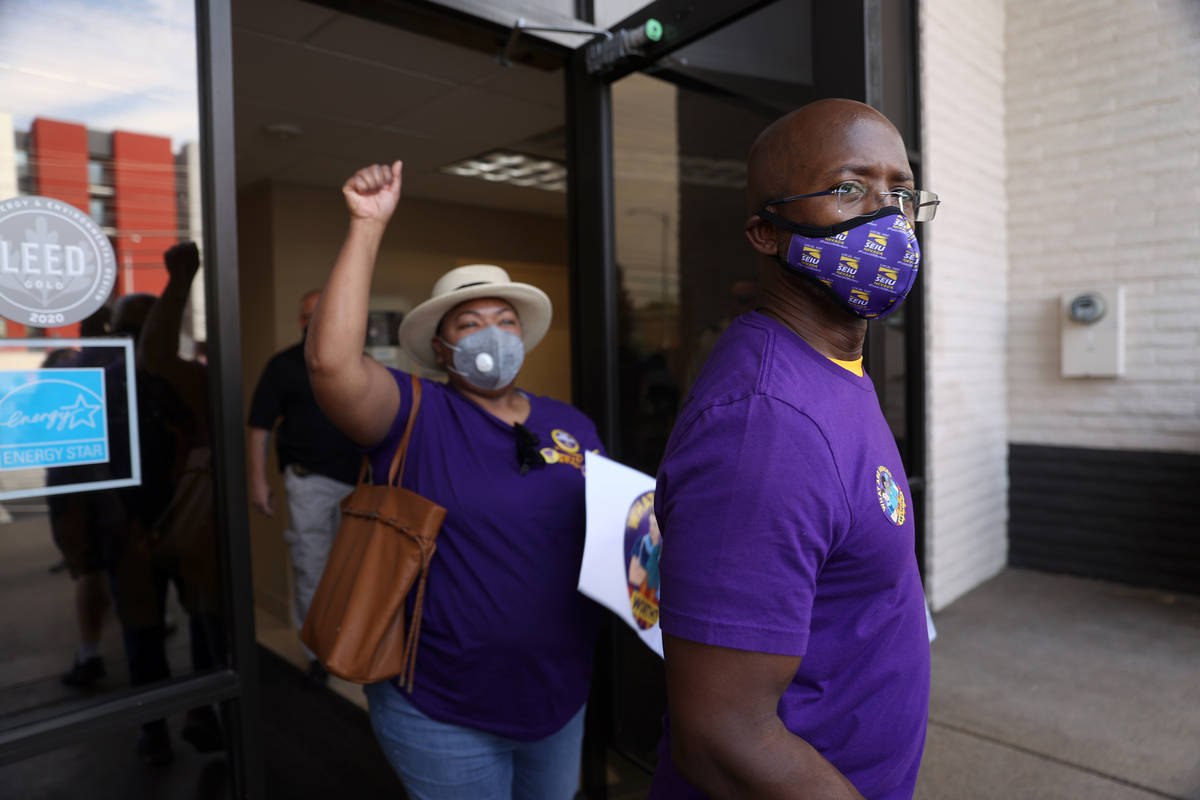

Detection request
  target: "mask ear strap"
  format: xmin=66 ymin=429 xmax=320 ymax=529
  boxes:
xmin=758 ymin=205 xmax=904 ymax=239
xmin=756 ymin=207 xmax=793 ymax=230
xmin=436 ymin=336 xmax=463 ymax=376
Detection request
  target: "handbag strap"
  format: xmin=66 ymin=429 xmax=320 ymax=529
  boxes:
xmin=386 ymin=373 xmax=423 ymax=487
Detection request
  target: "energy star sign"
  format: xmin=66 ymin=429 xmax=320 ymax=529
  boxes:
xmin=0 ymin=368 xmax=110 ymax=470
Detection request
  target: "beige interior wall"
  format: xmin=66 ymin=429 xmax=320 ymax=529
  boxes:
xmin=266 ymin=182 xmax=571 ymax=398
xmin=237 ymin=181 xmax=291 ymax=623
xmin=240 ymin=179 xmax=570 ymax=619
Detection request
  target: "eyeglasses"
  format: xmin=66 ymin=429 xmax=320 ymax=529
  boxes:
xmin=765 ymin=181 xmax=940 ymax=223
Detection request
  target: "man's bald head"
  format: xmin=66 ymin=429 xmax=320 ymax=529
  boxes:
xmin=742 ymin=99 xmax=916 ymax=337
xmin=746 ymin=99 xmax=906 ymax=216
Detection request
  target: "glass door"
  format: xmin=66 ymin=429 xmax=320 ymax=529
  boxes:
xmin=0 ymin=1 xmax=258 ymax=796
xmin=565 ymin=1 xmax=923 ymax=795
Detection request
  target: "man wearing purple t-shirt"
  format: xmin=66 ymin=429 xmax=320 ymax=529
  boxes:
xmin=651 ymin=99 xmax=940 ymax=799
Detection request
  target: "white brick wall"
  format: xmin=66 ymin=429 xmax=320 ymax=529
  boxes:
xmin=1007 ymin=0 xmax=1200 ymax=453
xmin=920 ymin=0 xmax=1010 ymax=610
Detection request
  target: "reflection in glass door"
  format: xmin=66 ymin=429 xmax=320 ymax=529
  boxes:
xmin=613 ymin=73 xmax=778 ymax=477
xmin=0 ymin=1 xmax=251 ymax=795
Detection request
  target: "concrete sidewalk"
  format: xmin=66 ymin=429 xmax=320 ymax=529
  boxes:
xmin=916 ymin=569 xmax=1200 ymax=800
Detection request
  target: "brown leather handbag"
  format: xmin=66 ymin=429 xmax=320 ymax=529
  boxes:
xmin=301 ymin=374 xmax=445 ymax=688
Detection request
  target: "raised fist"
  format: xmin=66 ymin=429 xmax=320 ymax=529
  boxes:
xmin=343 ymin=161 xmax=403 ymax=224
xmin=163 ymin=241 xmax=200 ymax=278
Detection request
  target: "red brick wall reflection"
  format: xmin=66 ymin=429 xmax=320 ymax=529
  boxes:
xmin=21 ymin=120 xmax=179 ymax=338
xmin=26 ymin=118 xmax=90 ymax=338
xmin=112 ymin=131 xmax=175 ymax=297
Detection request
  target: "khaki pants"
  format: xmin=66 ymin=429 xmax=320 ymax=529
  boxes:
xmin=283 ymin=465 xmax=355 ymax=660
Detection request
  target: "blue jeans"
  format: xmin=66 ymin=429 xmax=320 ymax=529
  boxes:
xmin=364 ymin=681 xmax=585 ymax=800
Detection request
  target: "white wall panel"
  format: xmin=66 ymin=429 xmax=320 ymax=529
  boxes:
xmin=920 ymin=0 xmax=1010 ymax=610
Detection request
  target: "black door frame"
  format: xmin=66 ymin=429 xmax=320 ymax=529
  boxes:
xmin=564 ymin=2 xmax=925 ymax=795
xmin=0 ymin=2 xmax=263 ymax=797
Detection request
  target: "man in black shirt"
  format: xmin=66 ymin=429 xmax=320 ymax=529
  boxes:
xmin=248 ymin=290 xmax=359 ymax=685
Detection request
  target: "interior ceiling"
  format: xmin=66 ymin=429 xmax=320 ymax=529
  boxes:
xmin=231 ymin=0 xmax=568 ymax=218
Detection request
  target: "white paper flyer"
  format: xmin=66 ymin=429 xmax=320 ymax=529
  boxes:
xmin=580 ymin=451 xmax=663 ymax=658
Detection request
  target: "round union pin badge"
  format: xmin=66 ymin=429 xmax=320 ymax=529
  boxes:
xmin=875 ymin=465 xmax=907 ymax=526
xmin=551 ymin=428 xmax=580 ymax=453
xmin=0 ymin=196 xmax=117 ymax=327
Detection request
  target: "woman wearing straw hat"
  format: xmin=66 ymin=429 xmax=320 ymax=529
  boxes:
xmin=306 ymin=161 xmax=603 ymax=799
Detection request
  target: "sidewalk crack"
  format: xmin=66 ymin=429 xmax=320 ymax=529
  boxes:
xmin=928 ymin=718 xmax=1191 ymax=800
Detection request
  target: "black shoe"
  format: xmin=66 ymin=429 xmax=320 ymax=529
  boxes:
xmin=61 ymin=655 xmax=106 ymax=687
xmin=136 ymin=725 xmax=174 ymax=767
xmin=305 ymin=661 xmax=328 ymax=689
xmin=181 ymin=707 xmax=225 ymax=754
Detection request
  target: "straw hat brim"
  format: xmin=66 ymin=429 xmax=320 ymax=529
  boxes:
xmin=398 ymin=282 xmax=553 ymax=371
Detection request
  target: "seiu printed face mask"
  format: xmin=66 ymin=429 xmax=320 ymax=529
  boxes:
xmin=440 ymin=325 xmax=525 ymax=390
xmin=758 ymin=205 xmax=921 ymax=320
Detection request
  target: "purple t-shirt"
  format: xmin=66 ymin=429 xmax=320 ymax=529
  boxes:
xmin=369 ymin=369 xmax=603 ymax=740
xmin=649 ymin=312 xmax=930 ymax=799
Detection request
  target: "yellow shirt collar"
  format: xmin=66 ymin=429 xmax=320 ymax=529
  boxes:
xmin=826 ymin=355 xmax=864 ymax=377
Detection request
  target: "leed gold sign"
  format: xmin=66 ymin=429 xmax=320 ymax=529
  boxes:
xmin=0 ymin=196 xmax=117 ymax=327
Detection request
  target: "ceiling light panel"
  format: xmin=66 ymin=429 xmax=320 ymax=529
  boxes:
xmin=439 ymin=150 xmax=567 ymax=192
